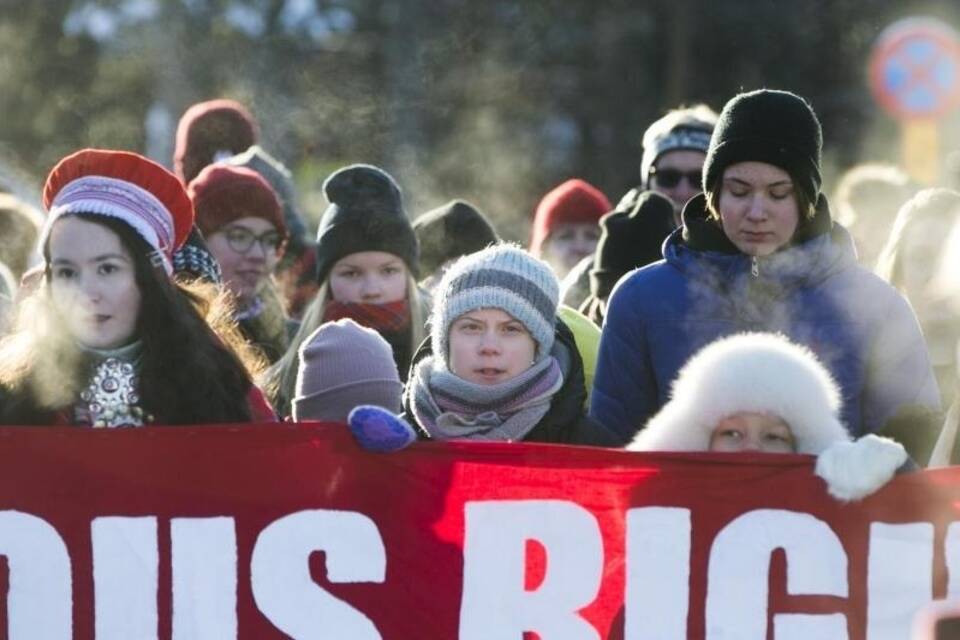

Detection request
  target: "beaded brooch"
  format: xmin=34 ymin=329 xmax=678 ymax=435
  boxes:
xmin=79 ymin=357 xmax=150 ymax=428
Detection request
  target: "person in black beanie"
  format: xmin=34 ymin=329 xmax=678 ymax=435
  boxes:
xmin=264 ymin=163 xmax=429 ymax=417
xmin=413 ymin=199 xmax=500 ymax=292
xmin=578 ymin=190 xmax=674 ymax=326
xmin=592 ymin=89 xmax=941 ymax=463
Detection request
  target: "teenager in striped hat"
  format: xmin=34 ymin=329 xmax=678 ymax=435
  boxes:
xmin=399 ymin=243 xmax=613 ymax=444
xmin=0 ymin=149 xmax=276 ymax=427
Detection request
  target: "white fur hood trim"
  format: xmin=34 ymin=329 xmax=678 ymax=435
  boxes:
xmin=628 ymin=332 xmax=849 ymax=454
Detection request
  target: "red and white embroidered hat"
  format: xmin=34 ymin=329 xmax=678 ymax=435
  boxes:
xmin=40 ymin=149 xmax=195 ymax=275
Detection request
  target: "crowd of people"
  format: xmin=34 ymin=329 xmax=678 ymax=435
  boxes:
xmin=0 ymin=87 xmax=958 ymax=502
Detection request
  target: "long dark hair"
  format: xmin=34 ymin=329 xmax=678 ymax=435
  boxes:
xmin=0 ymin=214 xmax=261 ymax=425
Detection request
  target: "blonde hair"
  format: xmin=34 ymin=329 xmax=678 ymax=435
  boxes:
xmin=875 ymin=188 xmax=960 ymax=290
xmin=262 ymin=272 xmax=425 ymax=416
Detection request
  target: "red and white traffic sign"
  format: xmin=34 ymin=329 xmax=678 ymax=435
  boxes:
xmin=868 ymin=17 xmax=960 ymax=121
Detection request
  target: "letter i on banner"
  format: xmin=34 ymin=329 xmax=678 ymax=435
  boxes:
xmin=624 ymin=507 xmax=691 ymax=640
xmin=459 ymin=500 xmax=603 ymax=640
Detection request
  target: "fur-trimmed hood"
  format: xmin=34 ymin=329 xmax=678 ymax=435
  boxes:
xmin=629 ymin=332 xmax=848 ymax=454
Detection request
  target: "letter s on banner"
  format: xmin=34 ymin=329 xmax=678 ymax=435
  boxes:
xmin=459 ymin=500 xmax=603 ymax=640
xmin=0 ymin=510 xmax=72 ymax=639
xmin=705 ymin=509 xmax=848 ymax=640
xmin=251 ymin=509 xmax=386 ymax=640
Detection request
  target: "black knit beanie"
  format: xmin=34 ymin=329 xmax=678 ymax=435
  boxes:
xmin=413 ymin=200 xmax=500 ymax=276
xmin=703 ymin=89 xmax=823 ymax=207
xmin=315 ymin=164 xmax=419 ymax=283
xmin=589 ymin=190 xmax=675 ymax=300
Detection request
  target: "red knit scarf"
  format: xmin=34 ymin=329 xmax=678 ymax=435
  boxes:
xmin=323 ymin=299 xmax=411 ymax=334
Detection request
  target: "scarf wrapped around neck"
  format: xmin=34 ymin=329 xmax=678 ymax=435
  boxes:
xmin=323 ymin=299 xmax=411 ymax=334
xmin=409 ymin=355 xmax=563 ymax=441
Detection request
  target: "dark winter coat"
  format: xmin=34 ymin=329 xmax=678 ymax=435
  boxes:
xmin=591 ymin=193 xmax=941 ymax=447
xmin=403 ymin=318 xmax=617 ymax=446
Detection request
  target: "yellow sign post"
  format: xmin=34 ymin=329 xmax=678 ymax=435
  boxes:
xmin=901 ymin=119 xmax=939 ymax=185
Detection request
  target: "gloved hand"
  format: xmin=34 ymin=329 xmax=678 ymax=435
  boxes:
xmin=814 ymin=434 xmax=908 ymax=502
xmin=348 ymin=405 xmax=417 ymax=453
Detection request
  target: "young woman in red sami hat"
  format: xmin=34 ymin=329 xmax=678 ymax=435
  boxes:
xmin=0 ymin=149 xmax=276 ymax=426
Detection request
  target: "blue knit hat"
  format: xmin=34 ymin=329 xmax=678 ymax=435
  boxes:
xmin=432 ymin=244 xmax=559 ymax=368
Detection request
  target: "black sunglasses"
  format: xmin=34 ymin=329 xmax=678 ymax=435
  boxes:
xmin=650 ymin=167 xmax=702 ymax=189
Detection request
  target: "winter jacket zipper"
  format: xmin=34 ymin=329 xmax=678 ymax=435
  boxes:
xmin=751 ymin=256 xmax=759 ymax=278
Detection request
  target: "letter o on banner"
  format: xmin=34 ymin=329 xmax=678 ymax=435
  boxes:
xmin=0 ymin=510 xmax=72 ymax=639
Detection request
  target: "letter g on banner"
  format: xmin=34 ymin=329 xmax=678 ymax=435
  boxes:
xmin=705 ymin=509 xmax=849 ymax=640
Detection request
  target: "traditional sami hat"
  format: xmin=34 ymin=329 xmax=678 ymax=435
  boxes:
xmin=40 ymin=148 xmax=195 ymax=275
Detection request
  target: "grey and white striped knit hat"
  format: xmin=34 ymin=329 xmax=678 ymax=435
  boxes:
xmin=432 ymin=244 xmax=559 ymax=368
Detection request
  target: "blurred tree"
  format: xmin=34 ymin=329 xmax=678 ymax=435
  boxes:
xmin=0 ymin=0 xmax=958 ymax=241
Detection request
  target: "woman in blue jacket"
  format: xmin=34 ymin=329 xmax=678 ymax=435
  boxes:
xmin=590 ymin=89 xmax=940 ymax=456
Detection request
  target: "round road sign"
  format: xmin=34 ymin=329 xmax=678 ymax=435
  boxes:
xmin=868 ymin=17 xmax=960 ymax=120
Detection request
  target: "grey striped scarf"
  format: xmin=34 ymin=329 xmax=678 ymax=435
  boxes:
xmin=409 ymin=355 xmax=563 ymax=441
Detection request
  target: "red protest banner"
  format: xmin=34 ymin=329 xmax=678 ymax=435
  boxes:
xmin=0 ymin=422 xmax=956 ymax=639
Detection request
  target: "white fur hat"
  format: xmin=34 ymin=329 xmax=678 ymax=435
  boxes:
xmin=629 ymin=332 xmax=849 ymax=454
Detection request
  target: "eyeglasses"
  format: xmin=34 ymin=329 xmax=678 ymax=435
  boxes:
xmin=650 ymin=167 xmax=702 ymax=189
xmin=223 ymin=226 xmax=283 ymax=254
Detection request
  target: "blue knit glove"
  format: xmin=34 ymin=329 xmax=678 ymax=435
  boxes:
xmin=348 ymin=405 xmax=417 ymax=453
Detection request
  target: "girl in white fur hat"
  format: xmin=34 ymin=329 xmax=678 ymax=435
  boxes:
xmin=628 ymin=332 xmax=912 ymax=501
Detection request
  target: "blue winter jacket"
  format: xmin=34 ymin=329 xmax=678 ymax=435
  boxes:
xmin=590 ymin=194 xmax=940 ymax=444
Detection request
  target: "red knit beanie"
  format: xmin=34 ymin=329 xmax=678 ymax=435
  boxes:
xmin=188 ymin=164 xmax=287 ymax=240
xmin=529 ymin=179 xmax=611 ymax=256
xmin=174 ymin=99 xmax=259 ymax=185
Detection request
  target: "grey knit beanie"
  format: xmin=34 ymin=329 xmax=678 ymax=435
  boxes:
xmin=640 ymin=105 xmax=717 ymax=188
xmin=292 ymin=318 xmax=403 ymax=422
xmin=432 ymin=244 xmax=559 ymax=369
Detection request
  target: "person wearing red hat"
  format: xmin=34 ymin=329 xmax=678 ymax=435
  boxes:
xmin=189 ymin=163 xmax=292 ymax=363
xmin=0 ymin=149 xmax=276 ymax=427
xmin=529 ymin=179 xmax=611 ymax=279
xmin=173 ymin=99 xmax=259 ymax=186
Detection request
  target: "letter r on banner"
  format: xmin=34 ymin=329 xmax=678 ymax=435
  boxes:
xmin=459 ymin=500 xmax=603 ymax=640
